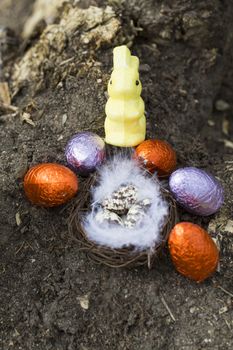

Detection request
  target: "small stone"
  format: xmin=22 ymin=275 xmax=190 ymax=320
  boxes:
xmin=208 ymin=120 xmax=215 ymax=127
xmin=222 ymin=117 xmax=229 ymax=135
xmin=224 ymin=220 xmax=233 ymax=234
xmin=82 ymin=37 xmax=90 ymax=44
xmin=159 ymin=29 xmax=171 ymax=40
xmin=62 ymin=113 xmax=67 ymax=125
xmin=190 ymin=306 xmax=199 ymax=314
xmin=77 ymin=294 xmax=89 ymax=310
xmin=179 ymin=88 xmax=188 ymax=97
xmin=215 ymin=99 xmax=230 ymax=112
xmin=15 ymin=212 xmax=21 ymax=226
xmin=219 ymin=306 xmax=228 ymax=314
xmin=201 ymin=11 xmax=211 ymax=19
xmin=21 ymin=112 xmax=35 ymax=127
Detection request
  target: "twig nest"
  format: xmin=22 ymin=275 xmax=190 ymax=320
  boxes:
xmin=84 ymin=157 xmax=168 ymax=250
xmin=69 ymin=156 xmax=177 ymax=268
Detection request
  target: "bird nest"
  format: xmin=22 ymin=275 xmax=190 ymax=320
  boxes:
xmin=68 ymin=173 xmax=177 ymax=269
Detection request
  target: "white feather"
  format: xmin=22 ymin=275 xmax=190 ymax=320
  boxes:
xmin=83 ymin=156 xmax=168 ymax=250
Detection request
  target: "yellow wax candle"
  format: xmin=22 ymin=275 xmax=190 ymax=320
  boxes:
xmin=104 ymin=45 xmax=146 ymax=147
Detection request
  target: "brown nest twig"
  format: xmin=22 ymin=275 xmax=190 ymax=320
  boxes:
xmin=68 ymin=173 xmax=178 ymax=269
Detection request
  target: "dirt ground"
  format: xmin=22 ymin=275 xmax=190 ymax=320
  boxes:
xmin=0 ymin=1 xmax=233 ymax=349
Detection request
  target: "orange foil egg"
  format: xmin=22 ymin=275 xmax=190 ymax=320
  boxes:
xmin=135 ymin=139 xmax=176 ymax=176
xmin=24 ymin=163 xmax=78 ymax=207
xmin=168 ymin=222 xmax=219 ymax=282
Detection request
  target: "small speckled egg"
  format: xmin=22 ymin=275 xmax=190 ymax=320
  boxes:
xmin=24 ymin=163 xmax=78 ymax=207
xmin=102 ymin=184 xmax=137 ymax=214
xmin=65 ymin=132 xmax=106 ymax=176
xmin=135 ymin=139 xmax=177 ymax=176
xmin=169 ymin=167 xmax=224 ymax=216
xmin=95 ymin=209 xmax=123 ymax=226
xmin=168 ymin=222 xmax=219 ymax=282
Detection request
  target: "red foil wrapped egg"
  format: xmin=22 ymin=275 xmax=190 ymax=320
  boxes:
xmin=168 ymin=222 xmax=219 ymax=282
xmin=135 ymin=139 xmax=176 ymax=176
xmin=24 ymin=163 xmax=78 ymax=207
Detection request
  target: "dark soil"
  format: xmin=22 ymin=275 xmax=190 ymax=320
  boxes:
xmin=0 ymin=1 xmax=233 ymax=349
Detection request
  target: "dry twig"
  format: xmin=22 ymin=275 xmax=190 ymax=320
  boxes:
xmin=68 ymin=172 xmax=177 ymax=269
xmin=160 ymin=294 xmax=176 ymax=322
xmin=218 ymin=286 xmax=233 ymax=298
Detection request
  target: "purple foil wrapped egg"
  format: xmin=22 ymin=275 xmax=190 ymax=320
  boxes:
xmin=65 ymin=132 xmax=106 ymax=175
xmin=169 ymin=167 xmax=224 ymax=216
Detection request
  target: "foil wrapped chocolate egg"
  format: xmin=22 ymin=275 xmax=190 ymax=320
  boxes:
xmin=169 ymin=167 xmax=224 ymax=216
xmin=168 ymin=222 xmax=219 ymax=282
xmin=135 ymin=139 xmax=176 ymax=176
xmin=24 ymin=163 xmax=78 ymax=207
xmin=65 ymin=132 xmax=106 ymax=175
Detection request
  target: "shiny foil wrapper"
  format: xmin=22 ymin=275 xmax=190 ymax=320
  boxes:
xmin=169 ymin=167 xmax=224 ymax=216
xmin=24 ymin=163 xmax=78 ymax=207
xmin=65 ymin=132 xmax=106 ymax=175
xmin=135 ymin=139 xmax=176 ymax=176
xmin=168 ymin=222 xmax=219 ymax=282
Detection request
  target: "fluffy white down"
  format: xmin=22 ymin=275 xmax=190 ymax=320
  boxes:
xmin=83 ymin=156 xmax=168 ymax=250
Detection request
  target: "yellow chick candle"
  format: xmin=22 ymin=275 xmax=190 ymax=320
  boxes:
xmin=105 ymin=46 xmax=146 ymax=147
